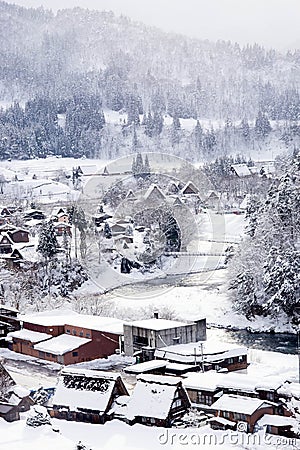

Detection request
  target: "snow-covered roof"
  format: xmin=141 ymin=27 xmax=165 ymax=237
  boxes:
xmin=16 ymin=245 xmax=38 ymax=263
xmin=166 ymin=363 xmax=197 ymax=372
xmin=183 ymin=371 xmax=281 ymax=393
xmin=8 ymin=385 xmax=31 ymax=405
xmin=144 ymin=184 xmax=166 ymax=201
xmin=124 ymin=360 xmax=167 ymax=374
xmin=78 ymin=165 xmax=98 ymax=175
xmin=127 ymin=318 xmax=190 ymax=331
xmin=277 ymin=382 xmax=300 ymax=399
xmin=181 ymin=181 xmax=199 ymax=195
xmin=257 ymin=414 xmax=297 ymax=427
xmin=125 ymin=189 xmax=136 ymax=200
xmin=19 ymin=310 xmax=125 ymax=335
xmin=34 ymin=334 xmax=91 ymax=355
xmin=184 ymin=371 xmax=220 ymax=392
xmin=211 ymin=394 xmax=272 ymax=415
xmin=155 ymin=341 xmax=247 ymax=364
xmin=122 ymin=374 xmax=182 ymax=420
xmin=230 ymin=164 xmax=252 ymax=177
xmin=52 ymin=368 xmax=121 ymax=413
xmin=208 ymin=416 xmax=236 ymax=427
xmin=8 ymin=329 xmax=51 ymax=343
xmin=0 ymin=304 xmax=19 ymax=313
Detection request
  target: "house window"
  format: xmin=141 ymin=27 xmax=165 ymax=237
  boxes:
xmin=198 ymin=393 xmax=212 ymax=405
xmin=172 ymin=399 xmax=182 ymax=409
xmin=223 ymin=411 xmax=230 ymax=419
xmin=79 ymin=331 xmax=83 ymax=337
xmin=150 ymin=418 xmax=155 ymax=424
xmin=238 ymin=355 xmax=245 ymax=362
xmin=46 ymin=353 xmax=51 ymax=357
xmin=72 ymin=351 xmax=78 ymax=357
xmin=265 ymin=392 xmax=274 ymax=401
xmin=133 ymin=335 xmax=149 ymax=347
xmin=66 ymin=329 xmax=70 ymax=334
xmin=72 ymin=330 xmax=77 ymax=335
xmin=86 ymin=333 xmax=90 ymax=338
xmin=227 ymin=358 xmax=234 ymax=365
xmin=234 ymin=413 xmax=247 ymax=421
xmin=38 ymin=351 xmax=45 ymax=358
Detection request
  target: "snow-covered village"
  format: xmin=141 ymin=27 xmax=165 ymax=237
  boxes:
xmin=0 ymin=1 xmax=300 ymax=449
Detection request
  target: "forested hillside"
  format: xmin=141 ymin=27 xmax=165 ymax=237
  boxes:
xmin=0 ymin=1 xmax=300 ymax=160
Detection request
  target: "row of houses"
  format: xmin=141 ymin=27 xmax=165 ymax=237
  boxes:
xmin=46 ymin=367 xmax=300 ymax=437
xmin=1 ymin=355 xmax=299 ymax=438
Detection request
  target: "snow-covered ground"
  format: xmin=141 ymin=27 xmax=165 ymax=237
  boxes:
xmin=0 ymin=405 xmax=298 ymax=450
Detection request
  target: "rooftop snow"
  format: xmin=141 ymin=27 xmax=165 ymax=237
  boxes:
xmin=277 ymin=381 xmax=300 ymax=399
xmin=154 ymin=341 xmax=247 ymax=363
xmin=34 ymin=334 xmax=91 ymax=355
xmin=137 ymin=374 xmax=182 ymax=386
xmin=257 ymin=414 xmax=297 ymax=427
xmin=19 ymin=310 xmax=125 ymax=335
xmin=124 ymin=360 xmax=167 ymax=374
xmin=122 ymin=374 xmax=182 ymax=420
xmin=144 ymin=184 xmax=166 ymax=201
xmin=230 ymin=164 xmax=252 ymax=177
xmin=52 ymin=368 xmax=121 ymax=413
xmin=183 ymin=371 xmax=282 ymax=392
xmin=211 ymin=394 xmax=271 ymax=415
xmin=127 ymin=318 xmax=190 ymax=331
xmin=208 ymin=416 xmax=236 ymax=427
xmin=8 ymin=329 xmax=51 ymax=343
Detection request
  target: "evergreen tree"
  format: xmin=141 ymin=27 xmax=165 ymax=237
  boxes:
xmin=255 ymin=111 xmax=272 ymax=138
xmin=37 ymin=221 xmax=59 ymax=259
xmin=241 ymin=118 xmax=250 ymax=141
xmin=193 ymin=120 xmax=203 ymax=153
xmin=152 ymin=111 xmax=163 ymax=136
xmin=104 ymin=222 xmax=112 ymax=239
xmin=170 ymin=115 xmax=181 ymax=146
xmin=144 ymin=110 xmax=153 ymax=137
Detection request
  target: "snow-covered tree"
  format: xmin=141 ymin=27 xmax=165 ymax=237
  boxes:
xmin=37 ymin=221 xmax=59 ymax=259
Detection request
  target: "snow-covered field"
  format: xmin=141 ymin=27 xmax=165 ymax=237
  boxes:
xmin=1 ymin=401 xmax=298 ymax=450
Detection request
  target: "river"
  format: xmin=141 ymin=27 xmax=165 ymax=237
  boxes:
xmin=104 ymin=268 xmax=298 ymax=356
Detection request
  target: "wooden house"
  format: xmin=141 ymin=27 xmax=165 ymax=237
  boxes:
xmin=155 ymin=340 xmax=248 ymax=372
xmin=0 ymin=234 xmax=13 ymax=254
xmin=210 ymin=394 xmax=275 ymax=433
xmin=7 ymin=228 xmax=29 ymax=243
xmin=257 ymin=414 xmax=299 ymax=439
xmin=181 ymin=181 xmax=200 ymax=196
xmin=50 ymin=368 xmax=129 ymax=424
xmin=23 ymin=209 xmax=46 ymax=221
xmin=144 ymin=184 xmax=166 ymax=202
xmin=53 ymin=222 xmax=72 ymax=237
xmin=0 ymin=306 xmax=20 ymax=335
xmin=0 ymin=402 xmax=20 ymax=422
xmin=118 ymin=374 xmax=190 ymax=427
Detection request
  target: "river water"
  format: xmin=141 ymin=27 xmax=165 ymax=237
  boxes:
xmin=105 ymin=269 xmax=298 ymax=356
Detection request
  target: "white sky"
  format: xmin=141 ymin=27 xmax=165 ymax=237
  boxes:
xmin=6 ymin=0 xmax=300 ymax=49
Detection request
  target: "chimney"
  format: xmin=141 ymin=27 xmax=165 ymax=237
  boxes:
xmin=153 ymin=311 xmax=159 ymax=319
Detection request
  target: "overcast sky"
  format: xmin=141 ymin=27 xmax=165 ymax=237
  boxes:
xmin=6 ymin=0 xmax=300 ymax=49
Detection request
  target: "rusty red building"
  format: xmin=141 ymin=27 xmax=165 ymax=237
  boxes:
xmin=8 ymin=311 xmax=124 ymax=365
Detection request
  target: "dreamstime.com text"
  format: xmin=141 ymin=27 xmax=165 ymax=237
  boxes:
xmin=158 ymin=429 xmax=297 ymax=447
